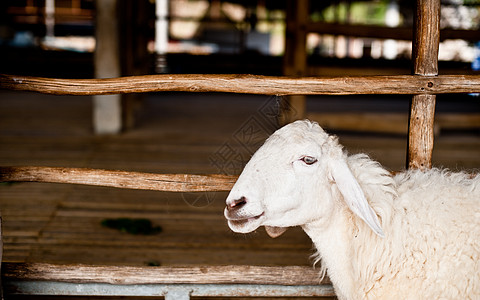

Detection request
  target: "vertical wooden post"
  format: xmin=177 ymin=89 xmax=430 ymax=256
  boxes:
xmin=407 ymin=0 xmax=440 ymax=170
xmin=281 ymin=0 xmax=308 ymax=124
xmin=94 ymin=0 xmax=122 ymax=135
xmin=119 ymin=0 xmax=151 ymax=130
xmin=283 ymin=0 xmax=308 ymax=77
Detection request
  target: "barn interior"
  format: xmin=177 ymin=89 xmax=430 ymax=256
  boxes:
xmin=0 ymin=0 xmax=479 ymax=299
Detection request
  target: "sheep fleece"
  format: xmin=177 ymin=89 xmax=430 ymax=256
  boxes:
xmin=345 ymin=163 xmax=480 ymax=299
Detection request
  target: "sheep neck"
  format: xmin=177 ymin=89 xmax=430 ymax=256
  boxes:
xmin=302 ymin=210 xmax=358 ymax=300
xmin=301 ymin=154 xmax=397 ymax=299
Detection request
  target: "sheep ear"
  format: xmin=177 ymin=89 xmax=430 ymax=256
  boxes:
xmin=330 ymin=159 xmax=385 ymax=238
xmin=265 ymin=226 xmax=287 ymax=238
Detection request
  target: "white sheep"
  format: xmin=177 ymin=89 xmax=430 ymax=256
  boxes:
xmin=224 ymin=120 xmax=479 ymax=299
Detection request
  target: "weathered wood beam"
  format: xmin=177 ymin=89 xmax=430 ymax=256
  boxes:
xmin=2 ymin=74 xmax=480 ymax=96
xmin=412 ymin=0 xmax=440 ymax=76
xmin=408 ymin=95 xmax=437 ymax=169
xmin=0 ymin=166 xmax=237 ymax=192
xmin=407 ymin=0 xmax=441 ymax=170
xmin=2 ymin=263 xmax=329 ymax=286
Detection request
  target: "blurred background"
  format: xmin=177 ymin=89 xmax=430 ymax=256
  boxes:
xmin=1 ymin=0 xmax=479 ymax=137
xmin=1 ymin=0 xmax=480 ymax=76
xmin=0 ymin=1 xmax=479 ymax=293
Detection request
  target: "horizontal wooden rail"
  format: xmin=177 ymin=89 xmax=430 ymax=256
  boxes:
xmin=2 ymin=74 xmax=480 ymax=96
xmin=0 ymin=166 xmax=237 ymax=192
xmin=3 ymin=263 xmax=335 ymax=298
xmin=2 ymin=263 xmax=328 ymax=286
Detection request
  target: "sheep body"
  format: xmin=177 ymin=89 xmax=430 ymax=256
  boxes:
xmin=224 ymin=120 xmax=479 ymax=299
xmin=311 ymin=156 xmax=479 ymax=299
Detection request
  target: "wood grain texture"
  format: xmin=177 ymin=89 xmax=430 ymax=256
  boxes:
xmin=408 ymin=95 xmax=437 ymax=169
xmin=407 ymin=0 xmax=440 ymax=170
xmin=0 ymin=166 xmax=237 ymax=192
xmin=2 ymin=263 xmax=329 ymax=285
xmin=2 ymin=74 xmax=480 ymax=96
xmin=413 ymin=0 xmax=440 ymax=76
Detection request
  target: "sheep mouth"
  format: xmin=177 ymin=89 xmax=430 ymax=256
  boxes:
xmin=228 ymin=212 xmax=264 ymax=223
xmin=226 ymin=212 xmax=265 ymax=233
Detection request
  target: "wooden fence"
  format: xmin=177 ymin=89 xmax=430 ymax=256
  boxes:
xmin=1 ymin=0 xmax=480 ymax=297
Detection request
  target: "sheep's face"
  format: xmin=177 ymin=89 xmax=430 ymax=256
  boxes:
xmin=224 ymin=120 xmax=385 ymax=238
xmin=224 ymin=120 xmax=337 ymax=235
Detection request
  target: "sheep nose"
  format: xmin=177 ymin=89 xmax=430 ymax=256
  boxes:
xmin=227 ymin=196 xmax=247 ymax=211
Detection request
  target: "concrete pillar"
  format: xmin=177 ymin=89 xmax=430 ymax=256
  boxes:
xmin=94 ymin=0 xmax=122 ymax=134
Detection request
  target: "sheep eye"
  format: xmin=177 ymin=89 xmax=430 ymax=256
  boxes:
xmin=301 ymin=156 xmax=317 ymax=165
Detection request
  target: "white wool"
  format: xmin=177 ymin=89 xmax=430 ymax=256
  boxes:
xmin=225 ymin=120 xmax=480 ymax=299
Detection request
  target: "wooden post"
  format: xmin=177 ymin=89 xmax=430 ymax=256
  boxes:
xmin=281 ymin=0 xmax=309 ymax=124
xmin=119 ymin=0 xmax=151 ymax=130
xmin=407 ymin=0 xmax=440 ymax=170
xmin=94 ymin=0 xmax=122 ymax=134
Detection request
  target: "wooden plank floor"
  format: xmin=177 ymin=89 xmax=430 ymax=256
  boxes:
xmin=1 ymin=90 xmax=479 ymax=272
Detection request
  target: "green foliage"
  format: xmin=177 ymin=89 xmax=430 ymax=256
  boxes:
xmin=315 ymin=0 xmax=391 ymax=26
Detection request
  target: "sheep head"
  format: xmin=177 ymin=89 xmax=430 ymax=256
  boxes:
xmin=224 ymin=120 xmax=384 ymax=238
